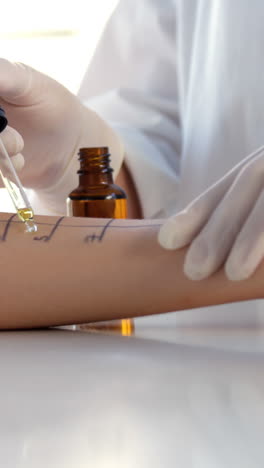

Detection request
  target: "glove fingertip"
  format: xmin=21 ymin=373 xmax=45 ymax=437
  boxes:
xmin=225 ymin=261 xmax=251 ymax=281
xmin=158 ymin=211 xmax=194 ymax=249
xmin=183 ymin=263 xmax=208 ymax=281
xmin=10 ymin=152 xmax=25 ymax=172
xmin=158 ymin=221 xmax=187 ymax=249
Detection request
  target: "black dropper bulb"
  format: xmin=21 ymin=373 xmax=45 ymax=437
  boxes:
xmin=0 ymin=108 xmax=8 ymax=133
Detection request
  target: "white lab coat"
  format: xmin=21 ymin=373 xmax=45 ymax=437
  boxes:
xmin=79 ymin=0 xmax=264 ymax=327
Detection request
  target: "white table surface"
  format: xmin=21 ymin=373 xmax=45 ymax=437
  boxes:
xmin=1 ymin=323 xmax=264 ymax=468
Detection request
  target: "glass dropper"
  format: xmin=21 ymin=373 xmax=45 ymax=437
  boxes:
xmin=0 ymin=108 xmax=37 ymax=233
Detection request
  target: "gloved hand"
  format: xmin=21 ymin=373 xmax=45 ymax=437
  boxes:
xmin=0 ymin=125 xmax=25 ymax=172
xmin=158 ymin=145 xmax=264 ymax=281
xmin=0 ymin=59 xmax=124 ymax=214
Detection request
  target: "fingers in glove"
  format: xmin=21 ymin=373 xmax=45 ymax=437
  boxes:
xmin=0 ymin=126 xmax=25 ymax=175
xmin=225 ymin=189 xmax=264 ymax=281
xmin=158 ymin=169 xmax=237 ymax=250
xmin=0 ymin=59 xmax=33 ymax=103
xmin=158 ymin=145 xmax=264 ymax=251
xmin=9 ymin=153 xmax=25 ymax=172
xmin=1 ymin=126 xmax=24 ymax=156
xmin=184 ymin=156 xmax=264 ymax=280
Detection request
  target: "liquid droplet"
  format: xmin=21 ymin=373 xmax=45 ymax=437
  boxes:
xmin=24 ymin=220 xmax=38 ymax=233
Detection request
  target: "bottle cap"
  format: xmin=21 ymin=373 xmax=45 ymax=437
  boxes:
xmin=0 ymin=108 xmax=8 ymax=133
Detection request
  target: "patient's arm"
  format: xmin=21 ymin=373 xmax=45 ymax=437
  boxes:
xmin=0 ymin=213 xmax=261 ymax=329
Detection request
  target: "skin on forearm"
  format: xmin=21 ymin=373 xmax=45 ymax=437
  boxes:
xmin=0 ymin=212 xmax=262 ymax=329
xmin=115 ymin=162 xmax=142 ymax=218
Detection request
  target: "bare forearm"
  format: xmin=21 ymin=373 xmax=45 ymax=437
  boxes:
xmin=115 ymin=163 xmax=142 ymax=218
xmin=0 ymin=213 xmax=262 ymax=329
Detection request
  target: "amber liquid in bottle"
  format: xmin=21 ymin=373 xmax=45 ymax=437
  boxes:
xmin=67 ymin=147 xmax=134 ymax=336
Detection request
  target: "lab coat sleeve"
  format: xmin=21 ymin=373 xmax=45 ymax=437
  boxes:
xmin=78 ymin=0 xmax=181 ymax=218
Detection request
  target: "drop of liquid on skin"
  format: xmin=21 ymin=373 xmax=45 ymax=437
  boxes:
xmin=24 ymin=220 xmax=38 ymax=233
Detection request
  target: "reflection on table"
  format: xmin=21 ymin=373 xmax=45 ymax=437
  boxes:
xmin=1 ymin=323 xmax=264 ymax=467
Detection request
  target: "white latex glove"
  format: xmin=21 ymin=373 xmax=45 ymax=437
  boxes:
xmin=0 ymin=59 xmax=124 ymax=214
xmin=158 ymin=145 xmax=264 ymax=281
xmin=0 ymin=125 xmax=25 ymax=172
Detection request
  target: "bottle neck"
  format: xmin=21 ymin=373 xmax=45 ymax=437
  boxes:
xmin=79 ymin=172 xmax=113 ymax=185
xmin=78 ymin=147 xmax=114 ymax=186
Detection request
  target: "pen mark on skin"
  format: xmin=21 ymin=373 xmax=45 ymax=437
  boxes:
xmin=0 ymin=218 xmax=162 ymax=229
xmin=0 ymin=213 xmax=17 ymax=241
xmin=99 ymin=218 xmax=115 ymax=241
xmin=84 ymin=219 xmax=115 ymax=244
xmin=60 ymin=222 xmax=162 ymax=229
xmin=84 ymin=233 xmax=102 ymax=244
xmin=33 ymin=216 xmax=65 ymax=242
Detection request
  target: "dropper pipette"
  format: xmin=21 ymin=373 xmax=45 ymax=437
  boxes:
xmin=0 ymin=108 xmax=37 ymax=233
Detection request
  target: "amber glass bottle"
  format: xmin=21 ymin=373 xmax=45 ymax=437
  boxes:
xmin=67 ymin=147 xmax=127 ymax=218
xmin=67 ymin=147 xmax=134 ymax=336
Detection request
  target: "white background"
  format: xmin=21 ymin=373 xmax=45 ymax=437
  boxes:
xmin=1 ymin=0 xmax=119 ymax=92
